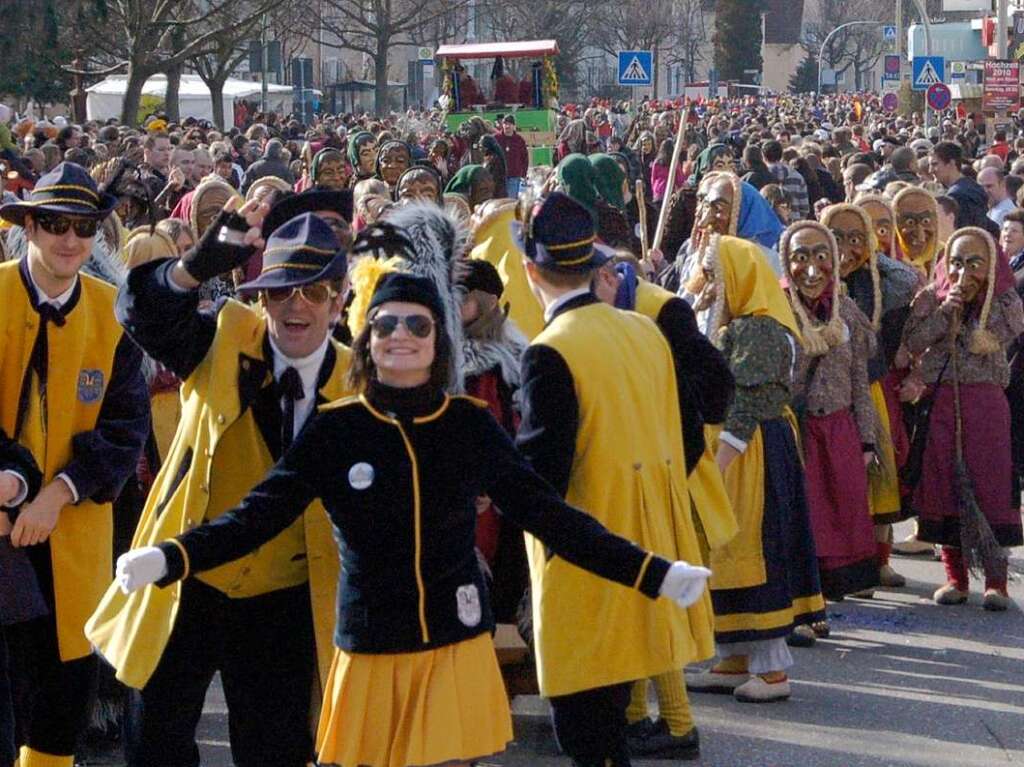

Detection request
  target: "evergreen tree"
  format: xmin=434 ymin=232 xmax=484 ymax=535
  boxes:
xmin=0 ymin=1 xmax=74 ymax=106
xmin=789 ymin=54 xmax=819 ymax=94
xmin=714 ymin=0 xmax=764 ymax=81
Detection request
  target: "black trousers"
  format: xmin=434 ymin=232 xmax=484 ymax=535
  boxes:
xmin=6 ymin=541 xmax=99 ymax=759
xmin=126 ymin=579 xmax=315 ymax=767
xmin=549 ymin=682 xmax=633 ymax=767
xmin=0 ymin=629 xmax=14 ymax=767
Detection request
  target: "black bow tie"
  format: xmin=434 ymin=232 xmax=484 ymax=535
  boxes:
xmin=37 ymin=302 xmax=68 ymax=328
xmin=277 ymin=366 xmax=305 ymax=402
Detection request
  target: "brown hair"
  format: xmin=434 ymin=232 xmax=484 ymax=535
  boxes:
xmin=144 ymin=131 xmax=169 ymax=149
xmin=534 ymin=264 xmax=594 ymax=290
xmin=347 ymin=306 xmax=453 ymax=393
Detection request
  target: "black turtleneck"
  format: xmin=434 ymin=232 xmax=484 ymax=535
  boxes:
xmin=365 ymin=380 xmax=444 ymax=420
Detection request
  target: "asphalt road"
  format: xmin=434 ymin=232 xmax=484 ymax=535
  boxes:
xmin=96 ymin=522 xmax=1024 ymax=767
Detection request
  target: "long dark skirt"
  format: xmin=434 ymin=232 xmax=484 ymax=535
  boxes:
xmin=915 ymin=383 xmax=1023 ymax=547
xmin=712 ymin=418 xmax=827 ymax=644
xmin=803 ymin=409 xmax=879 ymax=599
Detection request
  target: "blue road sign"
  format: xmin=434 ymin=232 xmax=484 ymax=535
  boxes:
xmin=927 ymin=82 xmax=952 ymax=111
xmin=912 ymin=56 xmax=945 ymax=91
xmin=618 ymin=51 xmax=653 ymax=86
xmin=883 ymin=25 xmax=897 ymax=42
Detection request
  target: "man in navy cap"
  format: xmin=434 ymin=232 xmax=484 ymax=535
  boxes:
xmin=86 ymin=201 xmax=354 ymax=767
xmin=0 ymin=162 xmax=150 ymax=767
xmin=515 ymin=192 xmax=714 ymax=766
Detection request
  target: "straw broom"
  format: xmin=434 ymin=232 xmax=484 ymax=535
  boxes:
xmin=949 ymin=309 xmax=1008 ymax=576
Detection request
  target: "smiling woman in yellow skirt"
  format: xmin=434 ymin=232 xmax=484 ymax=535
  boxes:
xmin=112 ymin=271 xmax=711 ymax=767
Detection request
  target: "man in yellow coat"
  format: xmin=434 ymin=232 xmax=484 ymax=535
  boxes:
xmin=0 ymin=163 xmax=150 ymax=767
xmin=593 ymin=260 xmax=737 ymax=758
xmin=86 ymin=199 xmax=354 ymax=767
xmin=517 ymin=192 xmax=714 ymax=767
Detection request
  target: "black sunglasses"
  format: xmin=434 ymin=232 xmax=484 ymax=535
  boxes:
xmin=369 ymin=314 xmax=435 ymax=339
xmin=33 ymin=213 xmax=99 ymax=238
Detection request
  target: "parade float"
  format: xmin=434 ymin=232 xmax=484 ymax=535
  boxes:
xmin=437 ymin=39 xmax=559 ymax=165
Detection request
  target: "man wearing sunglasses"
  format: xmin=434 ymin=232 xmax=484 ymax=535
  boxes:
xmin=0 ymin=162 xmax=150 ymax=767
xmin=88 ymin=203 xmax=354 ymax=767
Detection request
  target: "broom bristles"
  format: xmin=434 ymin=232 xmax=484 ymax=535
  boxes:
xmin=955 ymin=459 xmax=1008 ymax=577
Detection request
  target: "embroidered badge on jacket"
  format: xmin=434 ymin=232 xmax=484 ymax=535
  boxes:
xmin=348 ymin=462 xmax=375 ymax=490
xmin=456 ymin=584 xmax=482 ymax=627
xmin=77 ymin=369 xmax=105 ymax=403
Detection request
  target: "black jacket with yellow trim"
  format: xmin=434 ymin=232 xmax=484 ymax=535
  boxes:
xmin=159 ymin=384 xmax=670 ymax=654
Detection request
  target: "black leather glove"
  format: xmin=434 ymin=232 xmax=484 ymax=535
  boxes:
xmin=180 ymin=208 xmax=255 ymax=282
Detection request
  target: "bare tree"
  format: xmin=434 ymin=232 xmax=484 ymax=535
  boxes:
xmin=67 ymin=0 xmax=281 ymax=124
xmin=666 ymin=0 xmax=711 ymax=84
xmin=803 ymin=0 xmax=891 ymax=91
xmin=589 ymin=0 xmax=678 ymax=95
xmin=476 ymin=0 xmax=594 ymax=99
xmin=318 ymin=0 xmax=473 ymax=114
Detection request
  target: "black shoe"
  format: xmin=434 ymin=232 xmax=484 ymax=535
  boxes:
xmin=625 ymin=716 xmax=658 ymax=750
xmin=786 ymin=625 xmax=817 ymax=647
xmin=631 ymin=718 xmax=701 ymax=760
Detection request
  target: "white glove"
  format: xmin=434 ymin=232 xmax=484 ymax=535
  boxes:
xmin=658 ymin=561 xmax=712 ymax=609
xmin=116 ymin=546 xmax=168 ymax=594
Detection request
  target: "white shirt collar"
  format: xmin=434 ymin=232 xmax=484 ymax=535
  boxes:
xmin=268 ymin=335 xmax=330 ymax=396
xmin=27 ymin=261 xmax=78 ymax=309
xmin=544 ymin=287 xmax=592 ymax=323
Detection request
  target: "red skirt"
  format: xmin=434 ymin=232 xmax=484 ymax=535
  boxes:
xmin=881 ymin=370 xmax=910 ymax=468
xmin=914 ymin=383 xmax=1023 ymax=547
xmin=802 ymin=409 xmax=879 ymax=599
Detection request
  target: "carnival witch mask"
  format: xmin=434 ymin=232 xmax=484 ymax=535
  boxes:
xmin=787 ymin=223 xmax=834 ymax=301
xmin=694 ymin=173 xmax=738 ymax=240
xmin=894 ymin=188 xmax=938 ymax=272
xmin=941 ymin=227 xmax=1003 ymax=355
xmin=858 ymin=195 xmax=893 ymax=255
xmin=193 ymin=178 xmax=238 ymax=239
xmin=378 ymin=142 xmax=412 ymax=188
xmin=781 ymin=221 xmax=844 ymax=356
xmin=315 ymin=151 xmax=350 ymax=191
xmin=357 ymin=140 xmax=377 ymax=176
xmin=824 ymin=206 xmax=874 ymax=278
xmin=396 ymin=167 xmax=442 ymax=205
xmin=947 ymin=229 xmax=992 ymax=306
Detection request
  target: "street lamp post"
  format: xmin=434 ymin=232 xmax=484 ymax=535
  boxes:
xmin=816 ymin=21 xmax=884 ymax=95
xmin=906 ymin=0 xmax=934 ymax=130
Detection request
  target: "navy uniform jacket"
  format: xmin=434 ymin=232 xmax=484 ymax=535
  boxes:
xmin=0 ymin=429 xmax=42 ymax=515
xmin=156 ymin=386 xmax=670 ymax=654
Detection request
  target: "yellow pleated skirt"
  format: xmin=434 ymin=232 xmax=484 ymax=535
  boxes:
xmin=867 ymin=381 xmax=902 ymax=523
xmin=315 ymin=633 xmax=513 ymax=767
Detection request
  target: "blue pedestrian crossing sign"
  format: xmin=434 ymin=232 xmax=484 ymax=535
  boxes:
xmin=618 ymin=51 xmax=653 ymax=86
xmin=912 ymin=56 xmax=945 ymax=91
xmin=883 ymin=25 xmax=897 ymax=42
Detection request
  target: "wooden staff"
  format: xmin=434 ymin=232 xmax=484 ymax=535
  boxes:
xmin=651 ymin=110 xmax=686 ymax=256
xmin=636 ymin=179 xmax=650 ymax=260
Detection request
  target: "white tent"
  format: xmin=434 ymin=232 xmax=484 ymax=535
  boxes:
xmin=86 ymin=74 xmax=305 ymax=126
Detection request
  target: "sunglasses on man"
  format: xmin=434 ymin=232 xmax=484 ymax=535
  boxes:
xmin=261 ymin=283 xmax=339 ymax=306
xmin=369 ymin=314 xmax=435 ymax=339
xmin=33 ymin=213 xmax=100 ymax=238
